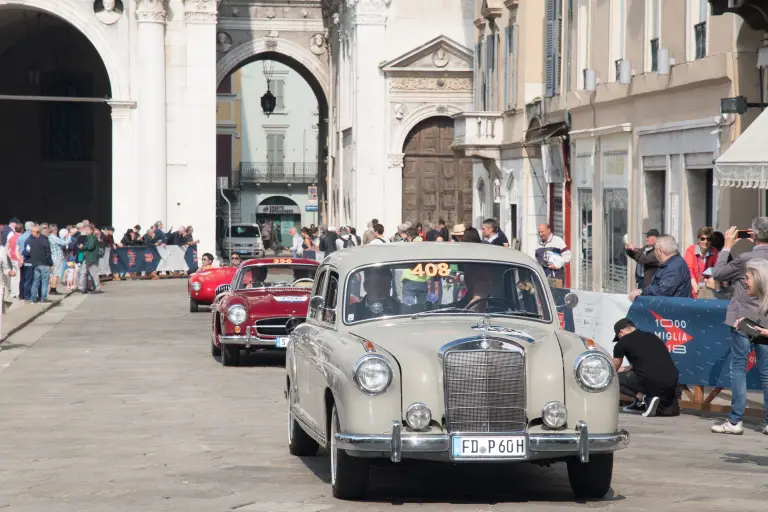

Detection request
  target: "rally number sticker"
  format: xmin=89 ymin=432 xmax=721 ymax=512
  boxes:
xmin=272 ymin=258 xmax=293 ymax=264
xmin=410 ymin=263 xmax=451 ymax=277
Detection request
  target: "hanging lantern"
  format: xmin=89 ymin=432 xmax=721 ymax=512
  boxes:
xmin=261 ymin=88 xmax=276 ymax=116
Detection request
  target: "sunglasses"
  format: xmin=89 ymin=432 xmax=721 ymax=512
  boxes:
xmin=699 ymin=237 xmax=711 ymax=241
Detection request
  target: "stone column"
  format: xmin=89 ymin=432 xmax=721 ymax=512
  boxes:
xmin=135 ymin=0 xmax=168 ymax=230
xmin=181 ymin=0 xmax=218 ymax=256
xmin=349 ymin=0 xmax=391 ymax=229
xmin=109 ymin=100 xmax=138 ymax=234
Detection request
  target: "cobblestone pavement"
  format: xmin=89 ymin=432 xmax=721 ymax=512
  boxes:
xmin=0 ymin=280 xmax=766 ymax=512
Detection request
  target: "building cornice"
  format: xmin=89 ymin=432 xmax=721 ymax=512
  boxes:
xmin=183 ymin=0 xmax=219 ymax=23
xmin=569 ymin=123 xmax=632 ymax=140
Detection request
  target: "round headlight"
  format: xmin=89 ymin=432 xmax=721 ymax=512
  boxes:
xmin=191 ymin=281 xmax=201 ymax=291
xmin=353 ymin=355 xmax=392 ymax=395
xmin=227 ymin=305 xmax=247 ymax=325
xmin=574 ymin=352 xmax=614 ymax=392
xmin=405 ymin=402 xmax=432 ymax=430
xmin=541 ymin=401 xmax=568 ymax=429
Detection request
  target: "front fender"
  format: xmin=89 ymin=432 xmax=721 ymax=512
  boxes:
xmin=557 ymin=331 xmax=619 ymax=433
xmin=325 ymin=336 xmax=403 ymax=436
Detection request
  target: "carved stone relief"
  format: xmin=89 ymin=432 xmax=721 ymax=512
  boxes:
xmin=135 ymin=0 xmax=166 ymax=23
xmin=216 ymin=31 xmax=233 ymax=53
xmin=310 ymin=33 xmax=326 ymax=55
xmin=389 ymin=77 xmax=472 ymax=91
xmin=183 ymin=0 xmax=219 ymax=23
xmin=388 ymin=153 xmax=405 ymax=169
xmin=393 ymin=104 xmax=405 ymax=120
xmin=265 ymin=7 xmax=276 ymax=18
xmin=432 ymin=49 xmax=449 ymax=68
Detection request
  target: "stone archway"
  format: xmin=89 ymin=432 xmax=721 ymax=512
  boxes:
xmin=401 ymin=116 xmax=473 ymax=227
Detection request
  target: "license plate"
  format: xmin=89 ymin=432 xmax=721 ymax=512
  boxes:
xmin=275 ymin=336 xmax=290 ymax=348
xmin=451 ymin=435 xmax=527 ymax=460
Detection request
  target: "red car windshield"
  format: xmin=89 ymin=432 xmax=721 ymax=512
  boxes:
xmin=234 ymin=264 xmax=316 ymax=290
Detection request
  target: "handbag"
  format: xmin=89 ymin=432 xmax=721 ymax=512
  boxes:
xmin=738 ymin=318 xmax=768 ymax=345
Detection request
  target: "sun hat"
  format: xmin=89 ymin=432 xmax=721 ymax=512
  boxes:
xmin=451 ymin=224 xmax=466 ymax=236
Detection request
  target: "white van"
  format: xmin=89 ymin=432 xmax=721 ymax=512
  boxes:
xmin=221 ymin=223 xmax=265 ymax=258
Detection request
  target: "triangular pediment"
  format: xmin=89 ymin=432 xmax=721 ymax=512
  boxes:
xmin=380 ymin=35 xmax=473 ymax=74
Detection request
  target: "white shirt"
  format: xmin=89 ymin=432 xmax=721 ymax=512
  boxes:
xmin=369 ymin=237 xmax=389 ymax=245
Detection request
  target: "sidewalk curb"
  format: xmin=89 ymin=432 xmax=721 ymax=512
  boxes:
xmin=0 ymin=292 xmax=73 ymax=343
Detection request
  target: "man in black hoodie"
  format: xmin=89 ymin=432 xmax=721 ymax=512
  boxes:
xmin=319 ymin=225 xmax=338 ymax=256
xmin=26 ymin=224 xmax=53 ymax=303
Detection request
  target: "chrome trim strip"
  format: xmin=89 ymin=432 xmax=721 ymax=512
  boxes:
xmin=438 ymin=336 xmax=525 ymax=359
xmin=333 ymin=428 xmax=630 ymax=461
xmin=576 ymin=421 xmax=589 ymax=463
xmin=218 ymin=334 xmax=286 ymax=347
xmin=291 ymin=404 xmax=327 ymax=448
xmin=390 ymin=421 xmax=402 ymax=463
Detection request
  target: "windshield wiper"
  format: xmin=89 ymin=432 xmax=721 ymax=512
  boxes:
xmin=411 ymin=307 xmax=468 ymax=319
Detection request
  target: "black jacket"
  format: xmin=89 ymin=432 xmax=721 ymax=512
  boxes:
xmin=26 ymin=234 xmax=53 ymax=267
xmin=320 ymin=232 xmax=338 ymax=255
xmin=626 ymin=245 xmax=661 ymax=288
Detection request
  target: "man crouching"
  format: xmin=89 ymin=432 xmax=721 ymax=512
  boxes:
xmin=612 ymin=318 xmax=680 ymax=417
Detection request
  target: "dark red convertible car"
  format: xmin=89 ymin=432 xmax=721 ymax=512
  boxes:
xmin=188 ymin=266 xmax=238 ymax=312
xmin=211 ymin=257 xmax=319 ymax=366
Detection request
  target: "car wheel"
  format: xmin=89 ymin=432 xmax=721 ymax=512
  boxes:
xmin=211 ymin=337 xmax=221 ymax=357
xmin=330 ymin=404 xmax=368 ymax=500
xmin=567 ymin=453 xmax=613 ymax=499
xmin=189 ymin=298 xmax=199 ymax=313
xmin=287 ymin=388 xmax=318 ymax=456
xmin=221 ymin=344 xmax=240 ymax=367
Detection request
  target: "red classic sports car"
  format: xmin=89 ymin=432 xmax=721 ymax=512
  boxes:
xmin=211 ymin=257 xmax=319 ymax=366
xmin=188 ymin=266 xmax=238 ymax=312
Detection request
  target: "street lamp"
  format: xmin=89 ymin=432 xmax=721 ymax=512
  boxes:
xmin=261 ymin=86 xmax=276 ymax=116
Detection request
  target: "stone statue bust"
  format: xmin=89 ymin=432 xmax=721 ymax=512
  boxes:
xmin=217 ymin=32 xmax=233 ymax=53
xmin=310 ymin=33 xmax=326 ymax=55
xmin=433 ymin=48 xmax=449 ymax=68
xmin=94 ymin=0 xmax=122 ymax=24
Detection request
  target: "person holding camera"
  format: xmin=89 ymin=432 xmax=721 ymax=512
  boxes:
xmin=711 ymin=219 xmax=768 ymax=435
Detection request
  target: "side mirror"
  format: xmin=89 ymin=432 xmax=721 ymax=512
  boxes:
xmin=563 ymin=292 xmax=579 ymax=309
xmin=310 ymin=295 xmax=325 ymax=310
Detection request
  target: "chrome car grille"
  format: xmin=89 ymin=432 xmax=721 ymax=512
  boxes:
xmin=215 ymin=284 xmax=231 ymax=295
xmin=255 ymin=317 xmax=305 ymax=337
xmin=443 ymin=349 xmax=525 ymax=433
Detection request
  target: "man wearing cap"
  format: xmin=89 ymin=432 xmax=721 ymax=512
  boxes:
xmin=612 ymin=318 xmax=680 ymax=417
xmin=392 ymin=224 xmax=408 ymax=242
xmin=626 ymin=229 xmax=661 ymax=290
xmin=450 ymin=224 xmax=466 ymax=242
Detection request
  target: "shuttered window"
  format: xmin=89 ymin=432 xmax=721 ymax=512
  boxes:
xmin=266 ymin=133 xmax=285 ymax=170
xmin=474 ymin=41 xmax=482 ymax=109
xmin=545 ymin=0 xmax=562 ymax=97
xmin=272 ymin=80 xmax=285 ymax=110
xmin=485 ymin=34 xmax=495 ymax=110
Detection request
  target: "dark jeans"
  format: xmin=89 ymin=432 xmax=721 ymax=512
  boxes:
xmin=619 ymin=370 xmax=680 ymax=416
xmin=20 ymin=265 xmax=34 ymax=300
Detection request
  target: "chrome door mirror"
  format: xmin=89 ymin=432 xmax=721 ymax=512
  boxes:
xmin=563 ymin=292 xmax=579 ymax=309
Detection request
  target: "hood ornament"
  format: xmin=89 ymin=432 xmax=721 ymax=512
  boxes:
xmin=471 ymin=316 xmax=536 ymax=344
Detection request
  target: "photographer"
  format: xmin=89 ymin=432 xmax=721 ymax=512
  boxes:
xmin=710 ymin=219 xmax=768 ymax=435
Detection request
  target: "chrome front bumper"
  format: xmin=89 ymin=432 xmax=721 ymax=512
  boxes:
xmin=334 ymin=421 xmax=629 ymax=463
xmin=218 ymin=326 xmax=288 ymax=349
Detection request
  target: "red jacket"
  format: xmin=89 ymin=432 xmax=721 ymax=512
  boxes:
xmin=684 ymin=244 xmax=718 ymax=294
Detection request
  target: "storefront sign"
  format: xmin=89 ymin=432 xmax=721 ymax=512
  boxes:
xmin=259 ymin=205 xmax=301 ymax=215
xmin=305 ymin=205 xmax=318 ymax=212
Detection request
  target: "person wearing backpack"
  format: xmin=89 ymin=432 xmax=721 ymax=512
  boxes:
xmin=336 ymin=226 xmax=358 ymax=251
xmin=77 ymin=225 xmax=103 ymax=294
xmin=368 ymin=224 xmax=389 ymax=245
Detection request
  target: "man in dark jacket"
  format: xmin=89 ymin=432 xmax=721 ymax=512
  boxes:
xmin=626 ymin=229 xmax=661 ymax=289
xmin=26 ymin=224 xmax=53 ymax=303
xmin=629 ymin=235 xmax=692 ymax=301
xmin=612 ymin=318 xmax=680 ymax=417
xmin=319 ymin=226 xmax=338 ymax=256
xmin=78 ymin=225 xmax=103 ymax=294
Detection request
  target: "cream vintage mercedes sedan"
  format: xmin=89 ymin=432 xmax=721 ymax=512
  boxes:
xmin=285 ymin=243 xmax=629 ymax=500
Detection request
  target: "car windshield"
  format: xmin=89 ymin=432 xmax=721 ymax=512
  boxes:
xmin=234 ymin=264 xmax=316 ymax=290
xmin=229 ymin=225 xmax=261 ymax=238
xmin=343 ymin=261 xmax=552 ymax=324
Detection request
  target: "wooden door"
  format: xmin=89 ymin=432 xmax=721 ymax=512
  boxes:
xmin=216 ymin=133 xmax=233 ymax=179
xmin=402 ymin=117 xmax=473 ymax=227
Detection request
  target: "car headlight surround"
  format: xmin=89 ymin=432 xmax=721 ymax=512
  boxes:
xmin=191 ymin=281 xmax=201 ymax=291
xmin=227 ymin=304 xmax=247 ymax=325
xmin=541 ymin=401 xmax=568 ymax=429
xmin=574 ymin=351 xmax=614 ymax=392
xmin=405 ymin=402 xmax=432 ymax=430
xmin=353 ymin=354 xmax=393 ymax=396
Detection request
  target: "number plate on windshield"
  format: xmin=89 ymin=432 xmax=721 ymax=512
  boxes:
xmin=450 ymin=435 xmax=527 ymax=460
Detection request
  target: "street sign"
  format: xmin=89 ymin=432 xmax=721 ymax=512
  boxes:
xmin=305 ymin=205 xmax=318 ymax=212
xmin=307 ymin=186 xmax=318 ymax=210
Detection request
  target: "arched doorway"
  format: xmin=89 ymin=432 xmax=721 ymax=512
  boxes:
xmin=402 ymin=117 xmax=473 ymax=227
xmin=0 ymin=6 xmax=112 ymax=225
xmin=256 ymin=196 xmax=301 ymax=243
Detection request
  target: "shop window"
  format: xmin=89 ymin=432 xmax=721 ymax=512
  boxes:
xmin=603 ymin=189 xmax=628 ymax=293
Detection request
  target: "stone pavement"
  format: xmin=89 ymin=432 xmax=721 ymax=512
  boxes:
xmin=0 ymin=280 xmax=766 ymax=512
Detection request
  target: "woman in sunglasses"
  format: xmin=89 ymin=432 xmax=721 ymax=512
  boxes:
xmin=200 ymin=253 xmax=214 ymax=271
xmin=684 ymin=226 xmax=719 ymax=297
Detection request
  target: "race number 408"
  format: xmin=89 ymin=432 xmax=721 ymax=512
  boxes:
xmin=655 ymin=318 xmax=687 ymax=329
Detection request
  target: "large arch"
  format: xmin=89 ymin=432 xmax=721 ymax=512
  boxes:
xmin=0 ymin=0 xmax=126 ymax=100
xmin=217 ymin=38 xmax=329 ymax=103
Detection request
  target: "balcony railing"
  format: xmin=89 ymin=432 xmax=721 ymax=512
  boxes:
xmin=451 ymin=112 xmax=504 ymax=149
xmin=239 ymin=162 xmax=319 ymax=184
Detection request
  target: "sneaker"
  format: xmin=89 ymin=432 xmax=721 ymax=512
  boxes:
xmin=642 ymin=396 xmax=660 ymax=417
xmin=91 ymin=289 xmax=104 ymax=294
xmin=711 ymin=420 xmax=744 ymax=435
xmin=622 ymin=399 xmax=646 ymax=415
xmin=49 ymin=290 xmax=61 ymax=296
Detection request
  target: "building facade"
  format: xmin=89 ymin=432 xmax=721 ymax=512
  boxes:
xmin=455 ymin=0 xmax=767 ymax=292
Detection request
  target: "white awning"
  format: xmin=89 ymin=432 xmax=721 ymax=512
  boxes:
xmin=716 ymin=108 xmax=768 ymax=189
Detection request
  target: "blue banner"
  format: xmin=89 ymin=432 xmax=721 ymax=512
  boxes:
xmin=184 ymin=245 xmax=199 ymax=272
xmin=109 ymin=246 xmax=161 ymax=274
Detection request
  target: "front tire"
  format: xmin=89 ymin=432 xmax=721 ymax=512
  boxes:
xmin=189 ymin=298 xmax=199 ymax=313
xmin=567 ymin=453 xmax=614 ymax=499
xmin=287 ymin=388 xmax=318 ymax=456
xmin=330 ymin=404 xmax=368 ymax=500
xmin=221 ymin=344 xmax=240 ymax=367
xmin=211 ymin=338 xmax=221 ymax=357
